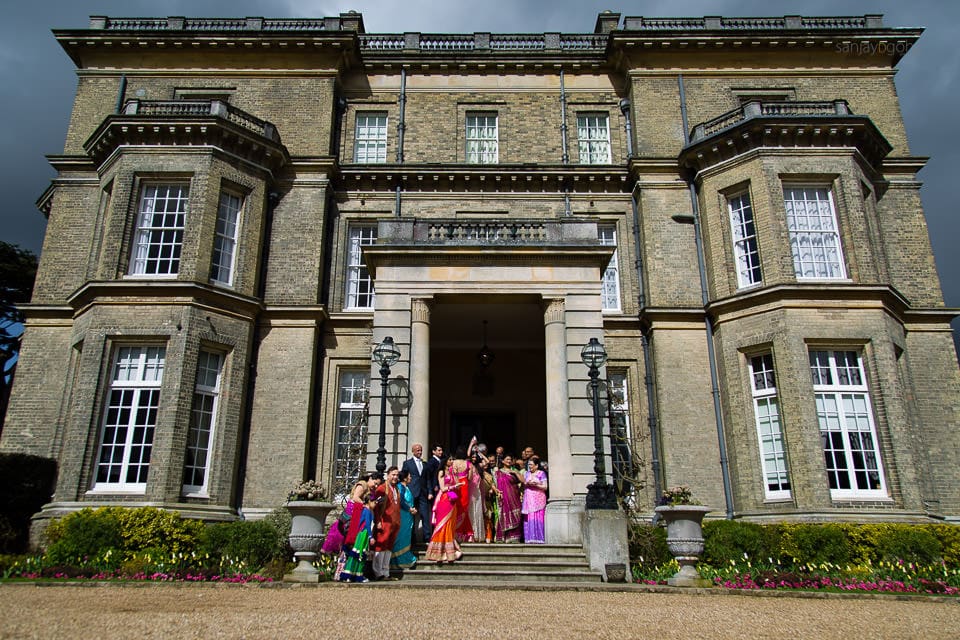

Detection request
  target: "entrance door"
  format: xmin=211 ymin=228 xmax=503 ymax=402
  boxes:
xmin=449 ymin=411 xmax=516 ymax=455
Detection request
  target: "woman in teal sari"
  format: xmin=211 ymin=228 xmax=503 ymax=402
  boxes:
xmin=391 ymin=469 xmax=418 ymax=569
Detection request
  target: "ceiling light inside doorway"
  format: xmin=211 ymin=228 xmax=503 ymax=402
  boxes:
xmin=477 ymin=319 xmax=495 ymax=368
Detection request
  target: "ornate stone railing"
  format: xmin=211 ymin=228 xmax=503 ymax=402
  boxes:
xmin=90 ymin=16 xmax=361 ymax=31
xmin=377 ymin=218 xmax=600 ymax=246
xmin=359 ymin=32 xmax=607 ymax=52
xmin=689 ymin=100 xmax=852 ymax=143
xmin=622 ymin=15 xmax=882 ymax=30
xmin=121 ymin=99 xmax=279 ymax=142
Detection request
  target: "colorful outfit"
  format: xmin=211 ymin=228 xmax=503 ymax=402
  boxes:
xmin=467 ymin=462 xmax=485 ymax=542
xmin=371 ymin=482 xmax=401 ymax=578
xmin=453 ymin=463 xmax=473 ymax=543
xmin=391 ymin=482 xmax=418 ymax=569
xmin=339 ymin=504 xmax=374 ymax=582
xmin=521 ymin=469 xmax=548 ymax=544
xmin=495 ymin=467 xmax=522 ymax=543
xmin=321 ymin=500 xmax=355 ymax=555
xmin=425 ymin=470 xmax=462 ymax=563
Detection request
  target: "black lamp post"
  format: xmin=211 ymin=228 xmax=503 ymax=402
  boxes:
xmin=582 ymin=337 xmax=617 ymax=509
xmin=372 ymin=336 xmax=401 ymax=474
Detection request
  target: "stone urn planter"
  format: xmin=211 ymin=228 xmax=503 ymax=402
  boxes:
xmin=284 ymin=500 xmax=335 ymax=583
xmin=654 ymin=504 xmax=712 ymax=587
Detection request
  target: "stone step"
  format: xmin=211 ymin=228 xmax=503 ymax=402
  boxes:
xmin=412 ymin=560 xmax=592 ymax=573
xmin=394 ymin=568 xmax=603 ymax=583
xmin=418 ymin=553 xmax=591 ymax=565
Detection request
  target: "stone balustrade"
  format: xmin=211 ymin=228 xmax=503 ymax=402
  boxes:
xmin=689 ymin=100 xmax=852 ymax=143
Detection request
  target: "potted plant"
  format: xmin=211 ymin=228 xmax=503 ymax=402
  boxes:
xmin=283 ymin=480 xmax=334 ymax=583
xmin=653 ymin=486 xmax=711 ymax=587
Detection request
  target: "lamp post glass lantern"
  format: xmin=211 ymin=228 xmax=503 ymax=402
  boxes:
xmin=373 ymin=336 xmax=401 ymax=474
xmin=581 ymin=338 xmax=617 ymax=509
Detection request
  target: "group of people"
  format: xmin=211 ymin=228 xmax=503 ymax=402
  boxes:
xmin=321 ymin=439 xmax=549 ymax=582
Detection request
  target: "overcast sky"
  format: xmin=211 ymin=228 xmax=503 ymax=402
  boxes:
xmin=2 ymin=0 xmax=957 ymax=338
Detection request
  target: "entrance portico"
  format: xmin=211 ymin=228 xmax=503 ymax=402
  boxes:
xmin=364 ymin=218 xmax=614 ymax=543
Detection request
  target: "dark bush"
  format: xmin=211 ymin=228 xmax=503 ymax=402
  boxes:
xmin=628 ymin=522 xmax=670 ymax=566
xmin=703 ymin=520 xmax=776 ymax=565
xmin=790 ymin=524 xmax=851 ymax=565
xmin=0 ymin=453 xmax=56 ymax=553
xmin=44 ymin=508 xmax=123 ymax=567
xmin=200 ymin=519 xmax=285 ymax=569
xmin=875 ymin=526 xmax=942 ymax=565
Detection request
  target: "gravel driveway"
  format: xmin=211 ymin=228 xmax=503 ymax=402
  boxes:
xmin=2 ymin=583 xmax=958 ymax=639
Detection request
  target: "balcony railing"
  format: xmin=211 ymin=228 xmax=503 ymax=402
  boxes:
xmin=377 ymin=218 xmax=600 ymax=246
xmin=689 ymin=100 xmax=852 ymax=143
xmin=622 ymin=15 xmax=882 ymax=30
xmin=121 ymin=99 xmax=279 ymax=142
xmin=358 ymin=32 xmax=607 ymax=52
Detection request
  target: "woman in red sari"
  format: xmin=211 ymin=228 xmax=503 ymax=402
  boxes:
xmin=494 ymin=454 xmax=523 ymax=543
xmin=425 ymin=457 xmax=464 ymax=563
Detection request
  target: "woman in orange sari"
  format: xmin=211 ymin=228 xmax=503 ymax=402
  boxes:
xmin=424 ymin=456 xmax=464 ymax=563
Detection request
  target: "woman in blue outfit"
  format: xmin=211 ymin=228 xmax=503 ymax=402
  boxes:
xmin=391 ymin=468 xmax=419 ymax=569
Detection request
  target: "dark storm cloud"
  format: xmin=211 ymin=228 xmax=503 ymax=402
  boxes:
xmin=3 ymin=1 xmax=957 ymax=341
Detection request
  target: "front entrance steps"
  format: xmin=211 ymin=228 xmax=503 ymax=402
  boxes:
xmin=395 ymin=542 xmax=603 ymax=584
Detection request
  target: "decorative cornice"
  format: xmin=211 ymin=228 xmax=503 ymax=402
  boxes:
xmin=705 ymin=283 xmax=912 ymax=324
xmin=336 ymin=163 xmax=630 ymax=194
xmin=83 ymin=100 xmax=290 ymax=173
xmin=66 ymin=280 xmax=264 ymax=320
xmin=679 ymin=101 xmax=891 ymax=172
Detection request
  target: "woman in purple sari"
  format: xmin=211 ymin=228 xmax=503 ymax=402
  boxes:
xmin=521 ymin=457 xmax=548 ymax=544
xmin=494 ymin=455 xmax=523 ymax=543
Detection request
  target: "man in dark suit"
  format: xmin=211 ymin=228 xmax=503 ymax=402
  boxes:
xmin=401 ymin=443 xmax=429 ymax=542
xmin=417 ymin=443 xmax=444 ymax=542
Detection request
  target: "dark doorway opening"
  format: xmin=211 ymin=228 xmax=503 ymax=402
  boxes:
xmin=449 ymin=411 xmax=516 ymax=455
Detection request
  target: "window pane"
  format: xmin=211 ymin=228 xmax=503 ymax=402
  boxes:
xmin=783 ymin=187 xmax=845 ymax=279
xmin=749 ymin=353 xmax=790 ymax=497
xmin=577 ymin=113 xmax=611 ymax=164
xmin=183 ymin=350 xmax=223 ymax=493
xmin=334 ymin=371 xmax=370 ymax=500
xmin=211 ymin=191 xmax=242 ymax=286
xmin=131 ymin=184 xmax=188 ymax=276
xmin=354 ymin=112 xmax=388 ymax=163
xmin=811 ymin=350 xmax=885 ymax=496
xmin=345 ymin=225 xmax=377 ymax=309
xmin=96 ymin=346 xmax=166 ymax=490
xmin=598 ymin=225 xmax=621 ymax=311
xmin=728 ymin=192 xmax=762 ymax=287
xmin=466 ymin=113 xmax=498 ymax=164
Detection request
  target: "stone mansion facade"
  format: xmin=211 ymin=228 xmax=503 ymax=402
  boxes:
xmin=3 ymin=11 xmax=959 ymax=541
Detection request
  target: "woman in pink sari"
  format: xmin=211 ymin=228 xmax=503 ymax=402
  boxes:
xmin=521 ymin=457 xmax=548 ymax=544
xmin=322 ymin=472 xmax=380 ymax=556
xmin=425 ymin=457 xmax=464 ymax=563
xmin=494 ymin=455 xmax=523 ymax=543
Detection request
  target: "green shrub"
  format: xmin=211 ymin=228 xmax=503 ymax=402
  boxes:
xmin=200 ymin=519 xmax=285 ymax=569
xmin=928 ymin=524 xmax=960 ymax=566
xmin=874 ymin=526 xmax=942 ymax=565
xmin=44 ymin=508 xmax=123 ymax=567
xmin=627 ymin=522 xmax=670 ymax=566
xmin=703 ymin=520 xmax=777 ymax=566
xmin=780 ymin=523 xmax=852 ymax=565
xmin=115 ymin=507 xmax=204 ymax=554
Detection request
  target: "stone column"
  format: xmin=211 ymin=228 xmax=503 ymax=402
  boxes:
xmin=543 ymin=297 xmax=577 ymax=543
xmin=408 ymin=298 xmax=431 ymax=449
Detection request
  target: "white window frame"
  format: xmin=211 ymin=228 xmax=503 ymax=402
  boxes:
xmin=598 ymin=224 xmax=621 ymax=312
xmin=333 ymin=370 xmax=370 ymax=501
xmin=130 ymin=183 xmax=189 ymax=277
xmin=577 ymin=112 xmax=611 ymax=164
xmin=810 ymin=349 xmax=887 ymax=499
xmin=210 ymin=190 xmax=242 ymax=287
xmin=182 ymin=350 xmax=224 ymax=496
xmin=466 ymin=112 xmax=499 ymax=164
xmin=749 ymin=353 xmax=791 ymax=500
xmin=607 ymin=370 xmax=635 ymax=506
xmin=93 ymin=345 xmax=166 ymax=492
xmin=344 ymin=225 xmax=377 ymax=311
xmin=354 ymin=112 xmax=388 ymax=163
xmin=783 ymin=186 xmax=846 ymax=280
xmin=728 ymin=191 xmax=763 ymax=288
